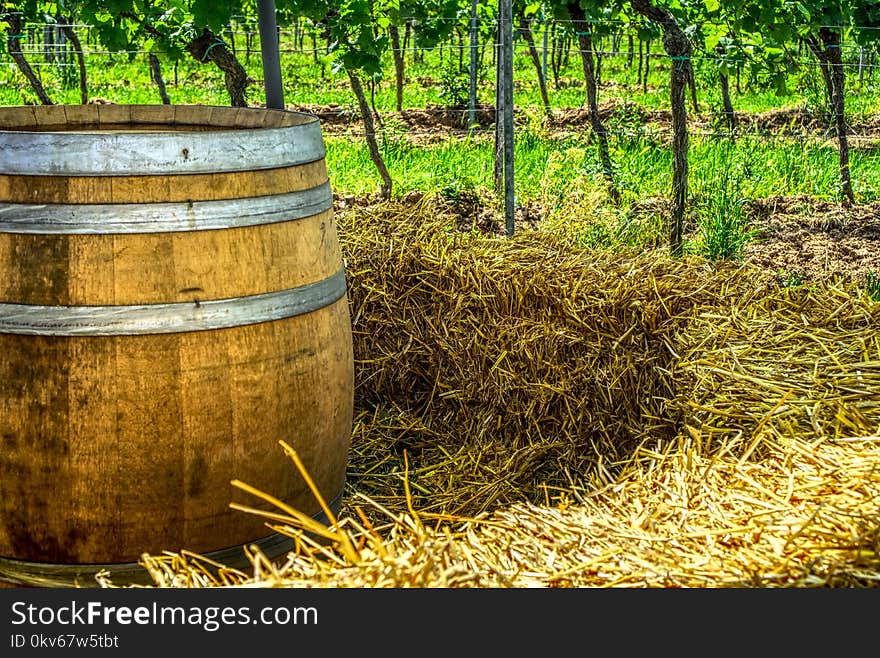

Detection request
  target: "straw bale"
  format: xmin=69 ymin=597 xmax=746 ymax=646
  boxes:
xmin=104 ymin=196 xmax=878 ymax=588
xmin=675 ymin=277 xmax=880 ymax=453
xmin=338 ymin=196 xmax=776 ymax=517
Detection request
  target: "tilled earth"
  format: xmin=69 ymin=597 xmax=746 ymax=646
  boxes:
xmin=336 ymin=189 xmax=880 ymax=289
xmin=744 ymin=195 xmax=880 ymax=286
xmin=289 ymin=97 xmax=880 ymax=144
xmin=314 ymin=95 xmax=880 ymax=287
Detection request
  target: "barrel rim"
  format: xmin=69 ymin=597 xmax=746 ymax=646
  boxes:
xmin=0 ymin=103 xmax=321 ymax=134
xmin=0 ymin=105 xmax=328 ymax=176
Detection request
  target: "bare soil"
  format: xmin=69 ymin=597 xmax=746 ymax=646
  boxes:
xmin=316 ymin=96 xmax=880 ymax=287
xmin=336 ymin=190 xmax=880 ymax=289
xmin=744 ymin=195 xmax=880 ymax=285
xmin=290 ymin=99 xmax=880 ymax=145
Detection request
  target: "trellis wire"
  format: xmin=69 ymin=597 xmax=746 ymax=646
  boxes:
xmin=4 ymin=34 xmax=877 ymax=71
xmin=3 ymin=16 xmax=875 ymax=221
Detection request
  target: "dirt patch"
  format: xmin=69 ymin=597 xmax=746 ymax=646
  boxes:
xmin=733 ymin=108 xmax=827 ymax=135
xmin=738 ymin=108 xmax=880 ymax=143
xmin=287 ymin=99 xmax=880 ymax=146
xmin=744 ymin=195 xmax=880 ymax=285
xmin=286 ymin=102 xmax=496 ymax=136
xmin=336 ymin=189 xmax=880 ymax=288
xmin=287 ymin=103 xmax=360 ymax=128
xmin=552 ymin=100 xmax=669 ymax=129
xmin=550 ymin=102 xmax=879 ymax=142
xmin=397 ymin=103 xmax=496 ymax=131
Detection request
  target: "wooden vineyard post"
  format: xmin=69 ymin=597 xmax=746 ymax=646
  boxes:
xmin=542 ymin=22 xmax=549 ymax=88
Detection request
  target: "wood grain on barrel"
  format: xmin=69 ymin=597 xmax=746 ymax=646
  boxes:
xmin=0 ymin=105 xmax=353 ymax=569
xmin=0 ymin=305 xmax=353 ymax=561
xmin=0 ymin=104 xmax=311 ymax=131
xmin=0 ymin=210 xmax=339 ymax=305
xmin=0 ymin=160 xmax=327 ymax=204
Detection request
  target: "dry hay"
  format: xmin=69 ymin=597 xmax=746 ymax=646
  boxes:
xmin=339 ymin=197 xmax=779 ymax=518
xmin=133 ymin=432 xmax=879 ymax=588
xmin=105 ymin=196 xmax=878 ymax=588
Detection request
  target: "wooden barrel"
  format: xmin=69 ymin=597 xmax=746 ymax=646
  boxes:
xmin=0 ymin=104 xmax=354 ymax=587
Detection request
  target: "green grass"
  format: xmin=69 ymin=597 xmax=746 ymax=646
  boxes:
xmin=327 ymin=128 xmax=880 ymax=259
xmin=6 ymin=30 xmax=880 ymax=117
xmin=4 ymin=29 xmax=880 ymax=263
xmin=866 ymin=271 xmax=880 ymax=301
xmin=0 ymin=54 xmax=237 ymax=105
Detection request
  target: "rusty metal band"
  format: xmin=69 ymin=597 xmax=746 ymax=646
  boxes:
xmin=0 ymin=181 xmax=332 ymax=234
xmin=0 ymin=120 xmax=325 ymax=175
xmin=0 ymin=488 xmax=344 ymax=588
xmin=0 ymin=268 xmax=346 ymax=336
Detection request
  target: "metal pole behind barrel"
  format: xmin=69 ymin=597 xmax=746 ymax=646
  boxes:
xmin=468 ymin=0 xmax=478 ymax=130
xmin=256 ymin=0 xmax=285 ymax=109
xmin=500 ymin=0 xmax=515 ymax=236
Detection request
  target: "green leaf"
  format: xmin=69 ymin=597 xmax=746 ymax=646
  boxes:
xmin=191 ymin=0 xmax=233 ymax=33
